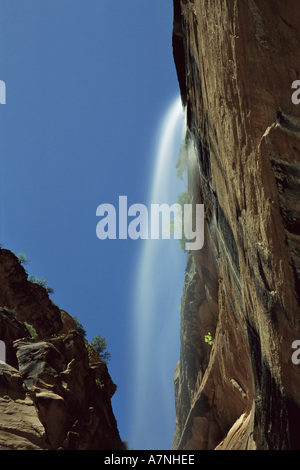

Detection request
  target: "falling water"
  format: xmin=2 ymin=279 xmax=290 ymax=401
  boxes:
xmin=130 ymin=96 xmax=187 ymax=450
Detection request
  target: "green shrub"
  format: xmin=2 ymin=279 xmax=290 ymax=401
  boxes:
xmin=24 ymin=322 xmax=38 ymax=341
xmin=175 ymin=141 xmax=188 ymax=181
xmin=95 ymin=378 xmax=104 ymax=390
xmin=90 ymin=335 xmax=111 ymax=364
xmin=2 ymin=307 xmax=17 ymax=317
xmin=17 ymin=253 xmax=29 ymax=266
xmin=73 ymin=317 xmax=87 ymax=337
xmin=60 ymin=310 xmax=66 ymax=322
xmin=204 ymin=332 xmax=214 ymax=346
xmin=28 ymin=275 xmax=54 ymax=294
xmin=86 ymin=343 xmax=94 ymax=360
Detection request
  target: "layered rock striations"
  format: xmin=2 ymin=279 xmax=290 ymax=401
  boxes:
xmin=172 ymin=0 xmax=300 ymax=450
xmin=0 ymin=248 xmax=123 ymax=450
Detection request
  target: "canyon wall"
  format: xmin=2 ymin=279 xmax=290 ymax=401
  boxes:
xmin=0 ymin=248 xmax=123 ymax=450
xmin=172 ymin=0 xmax=300 ymax=450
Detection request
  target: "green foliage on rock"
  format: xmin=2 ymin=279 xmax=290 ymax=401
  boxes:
xmin=176 ymin=141 xmax=189 ymax=181
xmin=24 ymin=322 xmax=38 ymax=341
xmin=73 ymin=317 xmax=87 ymax=337
xmin=28 ymin=275 xmax=54 ymax=294
xmin=90 ymin=335 xmax=111 ymax=364
xmin=17 ymin=253 xmax=29 ymax=266
xmin=205 ymin=332 xmax=214 ymax=346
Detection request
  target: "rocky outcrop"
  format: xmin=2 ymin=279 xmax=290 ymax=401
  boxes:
xmin=0 ymin=249 xmax=123 ymax=450
xmin=172 ymin=0 xmax=300 ymax=450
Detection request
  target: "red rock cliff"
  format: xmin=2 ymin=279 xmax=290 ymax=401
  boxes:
xmin=172 ymin=0 xmax=300 ymax=450
xmin=0 ymin=248 xmax=123 ymax=450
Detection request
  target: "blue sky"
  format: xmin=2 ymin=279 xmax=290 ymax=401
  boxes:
xmin=0 ymin=1 xmax=187 ymax=450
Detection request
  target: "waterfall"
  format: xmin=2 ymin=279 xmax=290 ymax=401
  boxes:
xmin=130 ymin=96 xmax=187 ymax=450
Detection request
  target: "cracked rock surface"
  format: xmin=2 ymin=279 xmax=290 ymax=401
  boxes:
xmin=172 ymin=0 xmax=300 ymax=450
xmin=0 ymin=249 xmax=122 ymax=450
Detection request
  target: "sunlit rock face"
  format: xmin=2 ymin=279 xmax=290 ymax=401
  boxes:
xmin=0 ymin=249 xmax=123 ymax=450
xmin=172 ymin=0 xmax=300 ymax=450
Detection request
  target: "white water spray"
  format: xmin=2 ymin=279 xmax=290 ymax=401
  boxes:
xmin=130 ymin=96 xmax=187 ymax=450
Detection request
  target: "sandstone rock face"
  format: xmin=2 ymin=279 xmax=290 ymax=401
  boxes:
xmin=0 ymin=249 xmax=122 ymax=450
xmin=172 ymin=0 xmax=300 ymax=450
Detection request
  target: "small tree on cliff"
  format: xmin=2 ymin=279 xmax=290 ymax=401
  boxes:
xmin=90 ymin=335 xmax=111 ymax=364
